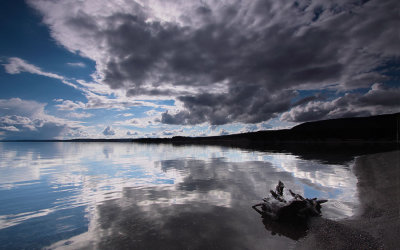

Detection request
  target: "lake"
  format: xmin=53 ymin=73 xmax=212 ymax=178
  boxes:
xmin=0 ymin=142 xmax=388 ymax=249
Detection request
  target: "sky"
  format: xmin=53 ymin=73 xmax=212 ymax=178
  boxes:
xmin=0 ymin=0 xmax=399 ymax=140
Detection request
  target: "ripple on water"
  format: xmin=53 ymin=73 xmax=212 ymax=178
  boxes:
xmin=0 ymin=142 xmax=361 ymax=249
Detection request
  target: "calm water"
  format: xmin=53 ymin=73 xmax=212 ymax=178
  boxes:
xmin=0 ymin=142 xmax=359 ymax=249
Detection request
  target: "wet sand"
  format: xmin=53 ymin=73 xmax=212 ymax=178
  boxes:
xmin=297 ymin=150 xmax=400 ymax=249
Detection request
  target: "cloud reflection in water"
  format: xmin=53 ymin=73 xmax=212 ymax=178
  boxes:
xmin=0 ymin=142 xmax=358 ymax=249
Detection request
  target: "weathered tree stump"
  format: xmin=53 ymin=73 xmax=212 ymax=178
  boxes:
xmin=252 ymin=181 xmax=328 ymax=222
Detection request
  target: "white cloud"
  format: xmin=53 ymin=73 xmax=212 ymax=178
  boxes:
xmin=0 ymin=98 xmax=85 ymax=139
xmin=144 ymin=110 xmax=162 ymax=116
xmin=126 ymin=130 xmax=139 ymax=136
xmin=0 ymin=126 xmax=19 ymax=132
xmin=3 ymin=57 xmax=180 ymax=119
xmin=0 ymin=98 xmax=46 ymax=117
xmin=66 ymin=62 xmax=86 ymax=67
xmin=103 ymin=126 xmax=115 ymax=136
xmin=66 ymin=112 xmax=93 ymax=119
xmin=54 ymin=92 xmax=177 ymax=112
xmin=4 ymin=57 xmax=64 ymax=80
xmin=219 ymin=129 xmax=230 ymax=136
xmin=3 ymin=57 xmax=80 ymax=89
xmin=55 ymin=100 xmax=86 ymax=111
xmin=114 ymin=115 xmax=161 ymax=128
xmin=161 ymin=128 xmax=184 ymax=137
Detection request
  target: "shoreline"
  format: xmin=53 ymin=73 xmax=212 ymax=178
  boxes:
xmin=346 ymin=150 xmax=399 ymax=249
xmin=298 ymin=150 xmax=399 ymax=249
xmin=2 ymin=112 xmax=399 ymax=145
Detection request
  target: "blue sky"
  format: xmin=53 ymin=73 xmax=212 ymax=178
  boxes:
xmin=0 ymin=0 xmax=399 ymax=140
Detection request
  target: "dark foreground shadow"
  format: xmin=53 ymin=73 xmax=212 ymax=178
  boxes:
xmin=256 ymin=150 xmax=400 ymax=249
xmin=260 ymin=216 xmax=308 ymax=241
xmin=256 ymin=214 xmax=383 ymax=249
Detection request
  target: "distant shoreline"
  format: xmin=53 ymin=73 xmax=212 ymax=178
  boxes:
xmin=1 ymin=113 xmax=399 ymax=145
xmin=0 ymin=139 xmax=397 ymax=144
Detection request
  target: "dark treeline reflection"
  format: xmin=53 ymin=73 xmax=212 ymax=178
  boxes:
xmin=168 ymin=141 xmax=398 ymax=165
xmin=0 ymin=142 xmax=397 ymax=249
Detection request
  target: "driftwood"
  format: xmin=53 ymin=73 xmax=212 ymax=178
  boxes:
xmin=252 ymin=181 xmax=328 ymax=222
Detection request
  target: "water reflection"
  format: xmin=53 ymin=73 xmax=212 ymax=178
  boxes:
xmin=260 ymin=216 xmax=308 ymax=241
xmin=0 ymin=142 xmax=360 ymax=249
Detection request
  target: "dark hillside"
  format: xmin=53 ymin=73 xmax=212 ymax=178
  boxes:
xmin=161 ymin=112 xmax=400 ymax=144
xmin=290 ymin=113 xmax=399 ymax=142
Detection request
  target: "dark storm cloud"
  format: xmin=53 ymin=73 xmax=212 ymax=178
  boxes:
xmin=358 ymin=84 xmax=400 ymax=107
xmin=162 ymin=87 xmax=296 ymax=125
xmin=292 ymin=94 xmax=325 ymax=107
xmin=281 ymin=84 xmax=400 ymax=122
xmin=29 ymin=0 xmax=400 ymax=125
